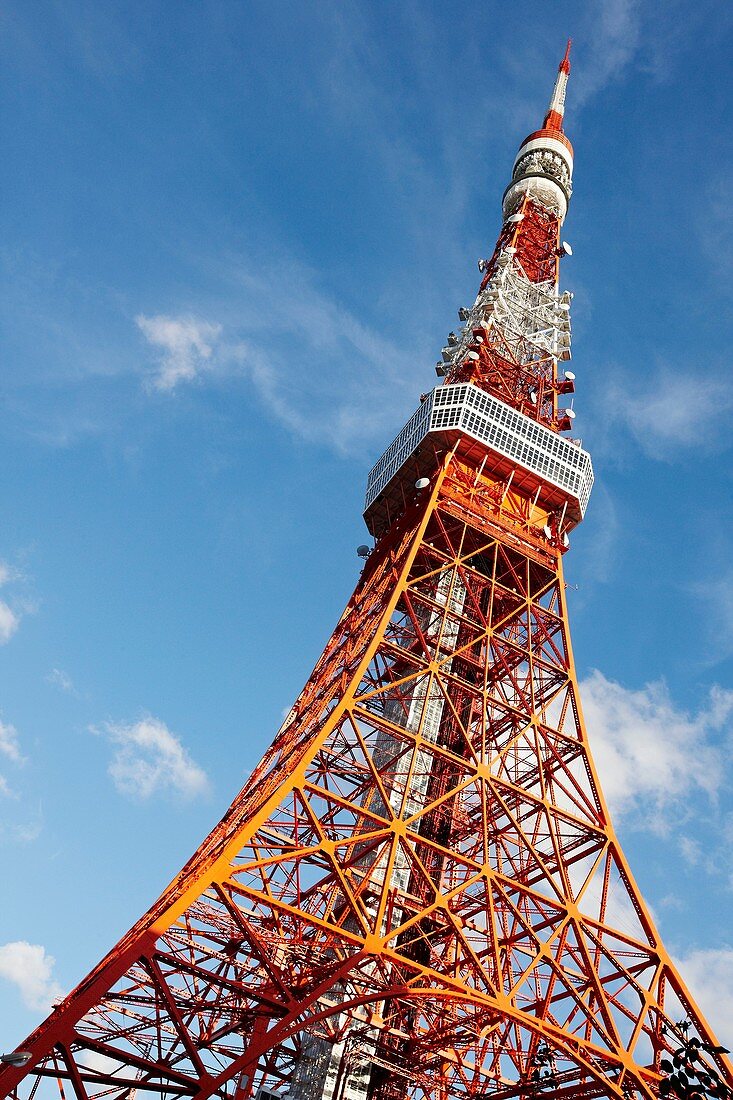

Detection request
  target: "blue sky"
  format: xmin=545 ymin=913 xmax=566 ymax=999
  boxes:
xmin=1 ymin=0 xmax=732 ymax=1054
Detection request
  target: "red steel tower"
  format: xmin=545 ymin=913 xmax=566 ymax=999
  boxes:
xmin=3 ymin=43 xmax=732 ymax=1100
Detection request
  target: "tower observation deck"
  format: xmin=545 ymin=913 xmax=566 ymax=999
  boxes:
xmin=3 ymin=41 xmax=732 ymax=1100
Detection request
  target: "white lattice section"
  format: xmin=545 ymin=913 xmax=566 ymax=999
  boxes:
xmin=439 ymin=251 xmax=571 ymax=375
xmin=365 ymin=398 xmax=432 ymax=506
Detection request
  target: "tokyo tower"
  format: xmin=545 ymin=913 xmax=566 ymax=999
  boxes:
xmin=3 ymin=43 xmax=732 ymax=1100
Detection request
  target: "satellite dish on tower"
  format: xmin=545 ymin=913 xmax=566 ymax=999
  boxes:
xmin=356 ymin=545 xmax=371 ymax=559
xmin=415 ymin=478 xmax=430 ymax=490
xmin=559 ymin=241 xmax=573 ymax=257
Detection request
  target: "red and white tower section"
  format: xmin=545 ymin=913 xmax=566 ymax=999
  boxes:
xmin=367 ymin=40 xmax=588 ymax=546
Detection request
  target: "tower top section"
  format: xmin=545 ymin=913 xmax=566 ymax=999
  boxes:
xmin=503 ymin=41 xmax=574 ymax=223
xmin=365 ymin=42 xmax=590 ymax=542
xmin=543 ymin=38 xmax=572 ymax=131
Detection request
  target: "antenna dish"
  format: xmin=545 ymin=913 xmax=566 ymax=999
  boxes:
xmin=562 ymin=532 xmax=570 ymax=548
xmin=507 ymin=212 xmax=525 ymax=224
xmin=356 ymin=545 xmax=371 ymax=559
xmin=565 ymin=407 xmax=576 ymax=419
xmin=0 ymin=1053 xmax=32 ymax=1068
xmin=565 ymin=371 xmax=575 ymax=380
xmin=559 ymin=241 xmax=573 ymax=257
xmin=543 ymin=525 xmax=552 ymax=540
xmin=477 ymin=258 xmax=490 ymax=272
xmin=415 ymin=478 xmax=430 ymax=490
xmin=466 ymin=350 xmax=480 ymax=361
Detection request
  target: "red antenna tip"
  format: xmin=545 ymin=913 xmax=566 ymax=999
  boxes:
xmin=543 ymin=40 xmax=573 ymax=132
xmin=561 ymin=38 xmax=572 ymax=74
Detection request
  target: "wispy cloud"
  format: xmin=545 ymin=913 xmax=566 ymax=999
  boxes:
xmin=0 ymin=718 xmax=24 ymax=765
xmin=572 ymin=483 xmax=619 ymax=589
xmin=574 ymin=0 xmax=641 ymax=107
xmin=581 ymin=670 xmax=732 ymax=832
xmin=690 ymin=568 xmax=733 ymax=665
xmin=0 ymin=602 xmax=20 ymax=644
xmin=673 ymin=946 xmax=733 ymax=1042
xmin=46 ymin=667 xmax=79 ymax=697
xmin=0 ymin=561 xmax=21 ymax=644
xmin=677 ymin=810 xmax=733 ymax=892
xmin=92 ymin=716 xmax=210 ymax=800
xmin=0 ymin=716 xmax=25 ymax=799
xmin=136 ymin=315 xmax=223 ymax=392
xmin=602 ymin=366 xmax=733 ymax=461
xmin=135 ymin=251 xmax=422 ymax=457
xmin=12 ymin=813 xmax=44 ymax=845
xmin=0 ymin=941 xmax=64 ymax=1013
xmin=699 ymin=177 xmax=733 ymax=282
xmin=226 ymin=263 xmax=419 ymax=455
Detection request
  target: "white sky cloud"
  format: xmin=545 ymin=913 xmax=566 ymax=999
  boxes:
xmin=690 ymin=569 xmax=733 ymax=664
xmin=700 ymin=177 xmax=733 ymax=282
xmin=131 ymin=244 xmax=426 ymax=457
xmin=219 ymin=255 xmax=421 ymax=457
xmin=136 ymin=314 xmax=222 ymax=392
xmin=0 ymin=718 xmax=24 ymax=764
xmin=46 ymin=667 xmax=78 ymax=696
xmin=0 ymin=601 xmax=19 ymax=644
xmin=673 ymin=946 xmax=733 ymax=1044
xmin=581 ymin=671 xmax=732 ymax=832
xmin=605 ymin=368 xmax=733 ymax=461
xmin=574 ymin=0 xmax=641 ymax=107
xmin=0 ymin=941 xmax=64 ymax=1013
xmin=0 ymin=561 xmax=20 ymax=644
xmin=0 ymin=718 xmax=25 ymax=805
xmin=93 ymin=716 xmax=210 ymax=800
xmin=677 ymin=810 xmax=733 ymax=891
xmin=13 ymin=815 xmax=43 ymax=844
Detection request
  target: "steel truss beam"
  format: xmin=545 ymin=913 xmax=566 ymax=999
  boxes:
xmin=2 ymin=457 xmax=730 ymax=1100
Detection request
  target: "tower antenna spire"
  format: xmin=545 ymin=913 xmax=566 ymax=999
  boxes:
xmin=544 ymin=37 xmax=572 ymax=131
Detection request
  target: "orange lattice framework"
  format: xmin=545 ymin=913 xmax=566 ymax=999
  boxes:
xmin=2 ymin=42 xmax=731 ymax=1100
